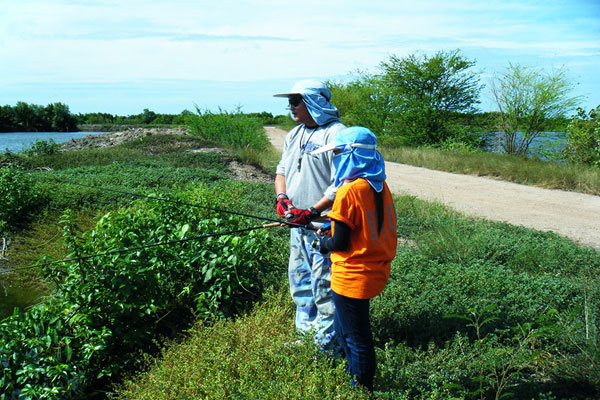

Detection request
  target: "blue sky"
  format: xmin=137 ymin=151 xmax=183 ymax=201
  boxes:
xmin=1 ymin=0 xmax=599 ymax=117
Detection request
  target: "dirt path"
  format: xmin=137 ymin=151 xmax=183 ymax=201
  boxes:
xmin=265 ymin=127 xmax=600 ymax=250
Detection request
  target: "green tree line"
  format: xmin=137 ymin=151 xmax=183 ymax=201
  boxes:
xmin=0 ymin=102 xmax=78 ymax=132
xmin=79 ymin=109 xmax=283 ymax=127
xmin=0 ymin=103 xmax=285 ymax=132
xmin=79 ymin=108 xmax=193 ymax=126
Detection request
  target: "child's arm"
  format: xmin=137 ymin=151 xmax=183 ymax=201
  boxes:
xmin=318 ymin=220 xmax=350 ymax=253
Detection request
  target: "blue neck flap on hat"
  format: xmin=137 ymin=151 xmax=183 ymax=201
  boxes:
xmin=300 ymin=89 xmax=340 ymax=126
xmin=332 ymin=127 xmax=386 ymax=192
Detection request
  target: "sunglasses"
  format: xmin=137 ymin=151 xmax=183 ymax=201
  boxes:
xmin=288 ymin=95 xmax=303 ymax=107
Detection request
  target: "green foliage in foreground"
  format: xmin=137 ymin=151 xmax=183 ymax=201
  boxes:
xmin=0 ymin=183 xmax=285 ymax=399
xmin=119 ymin=196 xmax=600 ymax=400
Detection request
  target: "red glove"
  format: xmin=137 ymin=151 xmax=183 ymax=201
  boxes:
xmin=286 ymin=207 xmax=320 ymax=225
xmin=276 ymin=195 xmax=293 ymax=217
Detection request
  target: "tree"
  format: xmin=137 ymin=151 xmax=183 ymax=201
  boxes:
xmin=327 ymin=73 xmax=393 ymax=137
xmin=490 ymin=64 xmax=582 ymax=155
xmin=141 ymin=108 xmax=157 ymax=124
xmin=0 ymin=106 xmax=16 ymax=132
xmin=563 ymin=106 xmax=600 ymax=168
xmin=49 ymin=102 xmax=78 ymax=131
xmin=379 ymin=49 xmax=482 ymax=145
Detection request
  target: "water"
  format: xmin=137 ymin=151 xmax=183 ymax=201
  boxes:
xmin=485 ymin=131 xmax=567 ymax=162
xmin=0 ymin=131 xmax=105 ymax=153
xmin=0 ymin=277 xmax=45 ymax=320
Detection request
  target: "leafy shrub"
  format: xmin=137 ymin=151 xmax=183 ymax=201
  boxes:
xmin=186 ymin=108 xmax=270 ymax=150
xmin=0 ymin=165 xmax=44 ymax=235
xmin=0 ymin=299 xmax=111 ymax=400
xmin=563 ymin=106 xmax=600 ymax=168
xmin=0 ymin=184 xmax=285 ymax=398
xmin=22 ymin=139 xmax=60 ymax=156
xmin=371 ymin=250 xmax=590 ymax=346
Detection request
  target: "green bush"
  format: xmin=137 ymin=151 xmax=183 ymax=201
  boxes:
xmin=372 ymin=250 xmax=590 ymax=346
xmin=369 ymin=195 xmax=600 ymax=398
xmin=563 ymin=106 xmax=600 ymax=168
xmin=0 ymin=184 xmax=284 ymax=398
xmin=187 ymin=108 xmax=270 ymax=150
xmin=0 ymin=299 xmax=111 ymax=400
xmin=22 ymin=139 xmax=61 ymax=156
xmin=0 ymin=165 xmax=44 ymax=235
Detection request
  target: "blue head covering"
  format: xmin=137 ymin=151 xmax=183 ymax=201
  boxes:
xmin=331 ymin=127 xmax=386 ymax=192
xmin=273 ymin=80 xmax=340 ymax=126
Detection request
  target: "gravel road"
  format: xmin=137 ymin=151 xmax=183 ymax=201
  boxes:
xmin=265 ymin=127 xmax=600 ymax=250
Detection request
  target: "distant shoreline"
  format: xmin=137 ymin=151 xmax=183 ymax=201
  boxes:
xmin=1 ymin=127 xmax=187 ymax=153
xmin=60 ymin=126 xmax=188 ymax=150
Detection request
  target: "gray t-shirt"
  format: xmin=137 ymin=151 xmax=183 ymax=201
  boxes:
xmin=276 ymin=121 xmax=346 ymax=210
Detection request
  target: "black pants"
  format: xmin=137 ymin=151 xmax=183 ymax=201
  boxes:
xmin=332 ymin=291 xmax=375 ymax=391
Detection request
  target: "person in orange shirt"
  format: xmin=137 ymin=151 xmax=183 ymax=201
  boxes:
xmin=311 ymin=126 xmax=397 ymax=392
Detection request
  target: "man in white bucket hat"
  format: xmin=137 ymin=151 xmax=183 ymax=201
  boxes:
xmin=273 ymin=79 xmax=346 ymax=351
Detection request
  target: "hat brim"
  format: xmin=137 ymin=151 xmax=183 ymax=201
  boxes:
xmin=309 ymin=142 xmax=338 ymax=155
xmin=273 ymin=92 xmax=300 ymax=98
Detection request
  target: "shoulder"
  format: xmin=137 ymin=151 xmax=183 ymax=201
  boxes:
xmin=326 ymin=121 xmax=346 ymax=134
xmin=348 ymin=178 xmax=371 ymax=191
xmin=286 ymin=124 xmax=302 ymax=137
xmin=283 ymin=125 xmax=303 ymax=145
xmin=319 ymin=121 xmax=346 ymax=142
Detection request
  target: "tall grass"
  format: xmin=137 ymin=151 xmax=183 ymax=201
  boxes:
xmin=236 ymin=146 xmax=281 ymax=175
xmin=187 ymin=109 xmax=271 ymax=150
xmin=116 ymin=288 xmax=371 ymax=400
xmin=380 ymin=145 xmax=600 ymax=195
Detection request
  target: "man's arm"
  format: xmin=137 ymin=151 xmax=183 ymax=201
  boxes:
xmin=274 ymin=174 xmax=286 ymax=197
xmin=312 ymin=196 xmax=333 ymax=214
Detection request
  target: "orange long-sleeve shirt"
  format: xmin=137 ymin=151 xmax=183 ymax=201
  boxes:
xmin=326 ymin=178 xmax=397 ymax=299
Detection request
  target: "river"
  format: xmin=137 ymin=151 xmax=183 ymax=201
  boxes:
xmin=1 ymin=131 xmax=106 ymax=153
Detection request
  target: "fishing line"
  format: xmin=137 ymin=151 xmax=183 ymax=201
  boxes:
xmin=46 ymin=177 xmax=313 ymax=230
xmin=0 ymin=223 xmax=280 ymax=275
xmin=0 ymin=176 xmax=319 ymax=276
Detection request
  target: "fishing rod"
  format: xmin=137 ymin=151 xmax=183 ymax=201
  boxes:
xmin=0 ymin=222 xmax=282 ymax=275
xmin=1 ymin=177 xmax=325 ymax=276
xmin=47 ymin=177 xmax=317 ymax=230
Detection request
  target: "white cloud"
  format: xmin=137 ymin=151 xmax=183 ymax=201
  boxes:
xmin=1 ymin=0 xmax=598 ymax=112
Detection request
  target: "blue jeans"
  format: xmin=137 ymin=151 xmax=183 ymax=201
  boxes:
xmin=288 ymin=227 xmax=336 ymax=351
xmin=332 ymin=291 xmax=376 ymax=391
